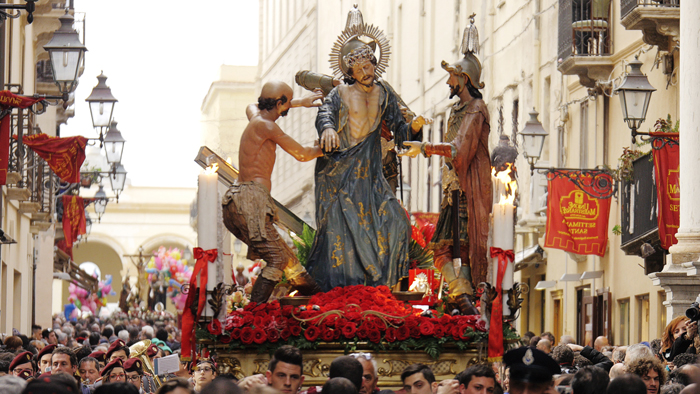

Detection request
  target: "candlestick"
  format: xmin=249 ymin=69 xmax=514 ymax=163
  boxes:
xmin=492 ymin=201 xmax=514 ymax=315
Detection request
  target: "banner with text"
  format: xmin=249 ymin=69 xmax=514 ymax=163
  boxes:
xmin=0 ymin=91 xmax=44 ymax=185
xmin=545 ymin=171 xmax=613 ymax=257
xmin=20 ymin=133 xmax=88 ymax=183
xmin=651 ymin=132 xmax=680 ymax=250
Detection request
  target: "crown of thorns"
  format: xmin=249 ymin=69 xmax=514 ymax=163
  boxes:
xmin=343 ymin=46 xmax=376 ymax=69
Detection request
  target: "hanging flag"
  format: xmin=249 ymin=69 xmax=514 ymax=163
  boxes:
xmin=19 ymin=133 xmax=88 ymax=183
xmin=544 ymin=171 xmax=613 ymax=257
xmin=651 ymin=132 xmax=680 ymax=249
xmin=62 ymin=195 xmax=86 ymax=247
xmin=0 ymin=91 xmax=44 ymax=185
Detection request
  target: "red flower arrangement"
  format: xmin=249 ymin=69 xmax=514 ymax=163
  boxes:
xmin=202 ymin=285 xmax=501 ymax=358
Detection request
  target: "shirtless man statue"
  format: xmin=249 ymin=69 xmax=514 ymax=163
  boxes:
xmin=222 ymin=80 xmax=323 ymax=303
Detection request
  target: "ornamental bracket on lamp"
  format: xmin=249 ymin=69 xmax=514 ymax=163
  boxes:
xmin=0 ymin=0 xmax=35 ymax=25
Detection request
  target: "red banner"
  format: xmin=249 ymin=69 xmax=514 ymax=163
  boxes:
xmin=489 ymin=247 xmax=514 ymax=362
xmin=0 ymin=91 xmax=44 ymax=185
xmin=20 ymin=133 xmax=88 ymax=183
xmin=544 ymin=171 xmax=612 ymax=257
xmin=62 ymin=195 xmax=86 ymax=247
xmin=651 ymin=132 xmax=680 ymax=249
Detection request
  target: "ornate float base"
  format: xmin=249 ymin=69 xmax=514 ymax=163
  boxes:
xmin=210 ymin=343 xmax=487 ymax=390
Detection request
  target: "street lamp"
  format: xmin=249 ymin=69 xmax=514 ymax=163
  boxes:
xmin=103 ymin=121 xmax=125 ymax=165
xmin=109 ymin=164 xmax=127 ymax=199
xmin=616 ymin=56 xmax=656 ymax=144
xmin=43 ymin=10 xmax=88 ymax=100
xmin=85 ymin=72 xmax=118 ymax=131
xmin=0 ymin=0 xmax=36 ymax=25
xmin=93 ymin=185 xmax=108 ymax=222
xmin=520 ymin=109 xmax=549 ymax=174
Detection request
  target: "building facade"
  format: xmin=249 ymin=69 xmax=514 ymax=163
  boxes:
xmin=255 ymin=0 xmax=697 ymax=346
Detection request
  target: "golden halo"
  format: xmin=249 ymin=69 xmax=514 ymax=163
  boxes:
xmin=329 ymin=23 xmax=391 ymax=79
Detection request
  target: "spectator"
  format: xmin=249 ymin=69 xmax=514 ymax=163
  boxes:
xmin=349 ymin=353 xmax=378 ymax=394
xmin=567 ymin=343 xmax=613 ymax=372
xmin=571 ymin=366 xmax=609 ymax=394
xmin=322 ymin=377 xmax=358 ymax=394
xmin=102 ymin=327 xmax=114 ymax=340
xmin=4 ymin=336 xmax=22 ymax=353
xmin=606 ymin=374 xmax=648 ymax=394
xmin=672 ymin=353 xmax=697 ymax=369
xmin=651 ymin=339 xmax=663 ymax=360
xmin=529 ymin=336 xmax=541 ymax=347
xmin=78 ymin=357 xmax=100 ymax=385
xmin=328 ymin=356 xmax=364 ymax=392
xmin=456 ymin=364 xmax=496 ymax=394
xmin=95 ymin=382 xmax=140 ymax=394
xmin=43 ymin=328 xmax=58 ymax=345
xmin=536 ymin=339 xmax=551 ymax=354
xmin=628 ymin=357 xmax=667 ymax=394
xmin=552 ymin=345 xmax=577 ymax=374
xmin=401 ymin=364 xmax=436 ymax=394
xmin=239 ymin=345 xmax=305 ymax=394
xmin=613 ymin=346 xmax=628 ymax=364
xmin=31 ymin=325 xmax=43 ymax=341
xmin=0 ymin=352 xmax=13 ymax=376
xmin=522 ymin=332 xmax=535 ymax=345
xmin=504 ymin=347 xmax=560 ymax=394
xmin=118 ymin=330 xmax=130 ymax=344
xmin=609 ymin=363 xmax=626 ymax=379
xmin=626 ymin=344 xmax=655 ymax=365
xmin=141 ymin=326 xmax=155 ymax=340
xmin=560 ymin=335 xmax=576 ymax=346
xmin=0 ymin=375 xmax=26 ymax=394
xmin=202 ymin=377 xmax=243 ymax=394
xmin=594 ymin=336 xmax=609 ymax=352
xmin=193 ymin=358 xmax=217 ymax=393
xmin=541 ymin=332 xmax=556 ymax=345
xmin=661 ymin=383 xmax=685 ymax=394
xmin=661 ymin=317 xmax=697 ymax=362
xmin=155 ymin=378 xmax=195 ymax=394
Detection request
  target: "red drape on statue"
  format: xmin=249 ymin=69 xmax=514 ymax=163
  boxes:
xmin=0 ymin=91 xmax=44 ymax=185
xmin=19 ymin=133 xmax=88 ymax=183
xmin=180 ymin=247 xmax=217 ymax=362
xmin=61 ymin=195 xmax=86 ymax=247
xmin=651 ymin=132 xmax=680 ymax=250
xmin=488 ymin=247 xmax=513 ymax=362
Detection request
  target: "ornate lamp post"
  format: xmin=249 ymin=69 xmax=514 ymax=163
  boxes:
xmin=616 ymin=57 xmax=656 ymax=144
xmin=109 ymin=164 xmax=127 ymax=200
xmin=85 ymin=72 xmax=118 ymax=140
xmin=520 ymin=109 xmax=549 ymax=174
xmin=103 ymin=121 xmax=126 ymax=165
xmin=43 ymin=10 xmax=88 ymax=102
xmin=93 ymin=185 xmax=108 ymax=222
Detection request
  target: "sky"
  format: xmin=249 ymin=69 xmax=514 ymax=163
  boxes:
xmin=61 ymin=0 xmax=260 ymax=188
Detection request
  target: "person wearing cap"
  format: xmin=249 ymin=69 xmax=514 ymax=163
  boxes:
xmin=124 ymin=357 xmax=156 ymax=394
xmin=89 ymin=350 xmax=106 ymax=370
xmin=107 ymin=339 xmax=131 ymax=362
xmin=146 ymin=343 xmax=159 ymax=365
xmin=10 ymin=351 xmax=35 ymax=380
xmin=101 ymin=358 xmax=126 ymax=383
xmin=503 ymin=347 xmax=561 ymax=394
xmin=193 ymin=358 xmax=217 ymax=393
xmin=38 ymin=344 xmax=57 ymax=374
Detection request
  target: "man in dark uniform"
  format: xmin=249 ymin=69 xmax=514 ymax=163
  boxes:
xmin=503 ymin=347 xmax=561 ymax=394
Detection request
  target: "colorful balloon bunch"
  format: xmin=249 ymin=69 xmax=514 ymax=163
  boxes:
xmin=144 ymin=246 xmax=193 ymax=310
xmin=64 ymin=275 xmax=116 ymax=321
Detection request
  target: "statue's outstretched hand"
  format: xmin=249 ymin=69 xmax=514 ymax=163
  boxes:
xmin=399 ymin=141 xmax=422 ymax=158
xmin=411 ymin=115 xmax=433 ymax=132
xmin=320 ymin=128 xmax=339 ymax=152
xmin=298 ymin=89 xmax=325 ymax=107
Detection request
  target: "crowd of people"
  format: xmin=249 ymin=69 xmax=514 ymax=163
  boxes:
xmin=1 ymin=313 xmax=699 ymax=394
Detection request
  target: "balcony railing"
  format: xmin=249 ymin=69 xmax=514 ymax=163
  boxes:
xmin=621 ymin=0 xmax=680 ymax=20
xmin=558 ymin=0 xmax=613 ymax=63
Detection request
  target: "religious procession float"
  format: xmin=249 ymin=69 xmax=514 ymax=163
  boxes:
xmin=180 ymin=7 xmax=525 ymax=388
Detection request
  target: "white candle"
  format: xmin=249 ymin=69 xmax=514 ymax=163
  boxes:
xmin=492 ymin=201 xmax=514 ymax=315
xmin=197 ymin=168 xmax=219 ymax=317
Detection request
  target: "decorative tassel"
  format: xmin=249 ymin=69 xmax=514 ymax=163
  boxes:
xmin=461 ymin=13 xmax=479 ymax=55
xmin=345 ymin=4 xmax=364 ymax=30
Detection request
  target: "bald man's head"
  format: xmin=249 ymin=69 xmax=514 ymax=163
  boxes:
xmin=594 ymin=336 xmax=609 ymax=352
xmin=258 ymin=81 xmax=294 ymax=116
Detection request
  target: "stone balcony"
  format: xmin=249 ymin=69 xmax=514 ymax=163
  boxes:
xmin=621 ymin=0 xmax=680 ymax=51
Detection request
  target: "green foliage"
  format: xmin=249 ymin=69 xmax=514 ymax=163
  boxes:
xmin=292 ymin=223 xmax=316 ymax=267
xmin=614 ymin=147 xmax=646 ymax=182
xmin=653 ymin=114 xmax=679 ymax=134
xmin=409 ymin=239 xmax=434 ymax=269
xmin=612 ymin=225 xmax=622 ymax=236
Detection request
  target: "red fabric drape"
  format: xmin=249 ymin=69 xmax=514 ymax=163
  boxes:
xmin=0 ymin=91 xmax=44 ymax=185
xmin=488 ymin=247 xmax=514 ymax=362
xmin=20 ymin=133 xmax=88 ymax=183
xmin=61 ymin=195 xmax=86 ymax=247
xmin=544 ymin=171 xmax=612 ymax=257
xmin=651 ymin=132 xmax=680 ymax=249
xmin=180 ymin=247 xmax=217 ymax=362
